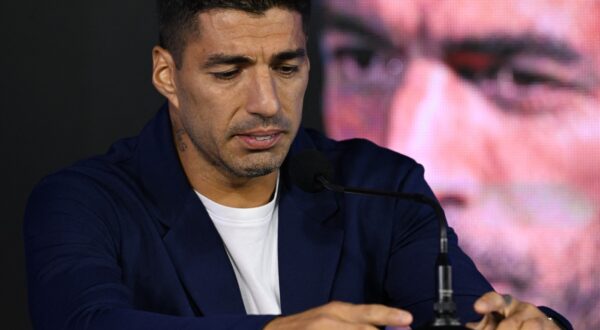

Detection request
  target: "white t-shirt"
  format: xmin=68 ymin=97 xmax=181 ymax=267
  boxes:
xmin=196 ymin=183 xmax=281 ymax=315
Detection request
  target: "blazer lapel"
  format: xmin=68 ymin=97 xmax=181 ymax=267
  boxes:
xmin=137 ymin=106 xmax=245 ymax=315
xmin=163 ymin=192 xmax=246 ymax=315
xmin=277 ymin=170 xmax=344 ymax=314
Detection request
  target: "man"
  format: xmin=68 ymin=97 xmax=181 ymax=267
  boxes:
xmin=320 ymin=0 xmax=600 ymax=329
xmin=24 ymin=1 xmax=569 ymax=329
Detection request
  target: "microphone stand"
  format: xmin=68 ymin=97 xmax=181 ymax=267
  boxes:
xmin=316 ymin=177 xmax=469 ymax=329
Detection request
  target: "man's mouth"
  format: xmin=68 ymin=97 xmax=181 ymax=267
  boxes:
xmin=252 ymin=135 xmax=276 ymax=141
xmin=236 ymin=131 xmax=283 ymax=150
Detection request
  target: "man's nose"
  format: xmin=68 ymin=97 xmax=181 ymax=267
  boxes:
xmin=386 ymin=58 xmax=503 ymax=205
xmin=245 ymin=67 xmax=281 ymax=117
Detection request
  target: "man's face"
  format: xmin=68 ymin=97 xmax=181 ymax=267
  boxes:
xmin=322 ymin=0 xmax=600 ymax=327
xmin=168 ymin=8 xmax=309 ymax=178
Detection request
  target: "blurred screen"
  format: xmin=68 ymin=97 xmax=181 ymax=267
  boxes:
xmin=319 ymin=0 xmax=600 ymax=328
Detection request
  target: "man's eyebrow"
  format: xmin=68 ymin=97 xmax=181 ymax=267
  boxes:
xmin=202 ymin=49 xmax=306 ymax=69
xmin=202 ymin=54 xmax=255 ymax=69
xmin=271 ymin=48 xmax=306 ymax=63
xmin=323 ymin=12 xmax=394 ymax=49
xmin=443 ymin=35 xmax=581 ymax=63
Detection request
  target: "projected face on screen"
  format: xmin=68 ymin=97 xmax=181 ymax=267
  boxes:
xmin=321 ymin=0 xmax=600 ymax=328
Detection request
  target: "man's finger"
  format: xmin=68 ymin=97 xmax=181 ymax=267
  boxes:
xmin=466 ymin=312 xmax=500 ymax=330
xmin=517 ymin=317 xmax=546 ymax=330
xmin=351 ymin=304 xmax=413 ymax=326
xmin=496 ymin=316 xmax=522 ymax=330
xmin=497 ymin=303 xmax=551 ymax=330
xmin=474 ymin=292 xmax=514 ymax=315
xmin=327 ymin=302 xmax=412 ymax=326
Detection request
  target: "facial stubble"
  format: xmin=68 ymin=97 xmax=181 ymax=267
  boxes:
xmin=185 ymin=114 xmax=294 ymax=179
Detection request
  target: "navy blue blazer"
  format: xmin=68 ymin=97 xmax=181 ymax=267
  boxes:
xmin=24 ymin=106 xmax=567 ymax=329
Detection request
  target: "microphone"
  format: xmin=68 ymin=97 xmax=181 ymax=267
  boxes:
xmin=289 ymin=149 xmax=469 ymax=329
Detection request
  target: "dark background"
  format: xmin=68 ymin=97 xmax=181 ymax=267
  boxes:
xmin=1 ymin=2 xmax=324 ymax=328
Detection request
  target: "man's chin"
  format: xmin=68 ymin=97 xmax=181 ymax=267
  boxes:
xmin=239 ymin=166 xmax=278 ymax=178
xmin=226 ymin=153 xmax=284 ymax=178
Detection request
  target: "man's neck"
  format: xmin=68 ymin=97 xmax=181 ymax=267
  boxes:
xmin=172 ymin=128 xmax=278 ymax=209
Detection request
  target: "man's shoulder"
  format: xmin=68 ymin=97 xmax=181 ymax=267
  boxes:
xmin=302 ymin=128 xmax=418 ymax=167
xmin=42 ymin=133 xmax=139 ymax=185
xmin=299 ymin=128 xmax=422 ymax=188
xmin=27 ymin=134 xmax=144 ymax=214
xmin=29 ymin=105 xmax=169 ymax=205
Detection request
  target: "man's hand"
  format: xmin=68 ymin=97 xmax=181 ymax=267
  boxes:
xmin=263 ymin=301 xmax=413 ymax=329
xmin=466 ymin=292 xmax=561 ymax=330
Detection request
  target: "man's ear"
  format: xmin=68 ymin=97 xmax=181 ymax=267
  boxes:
xmin=152 ymin=46 xmax=180 ymax=109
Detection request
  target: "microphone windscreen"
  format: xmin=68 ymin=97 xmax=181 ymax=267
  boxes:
xmin=288 ymin=149 xmax=334 ymax=192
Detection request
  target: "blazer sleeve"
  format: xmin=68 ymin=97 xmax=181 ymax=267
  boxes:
xmin=23 ymin=172 xmax=276 ymax=330
xmin=383 ymin=162 xmax=494 ymax=327
xmin=383 ymin=162 xmax=573 ymax=330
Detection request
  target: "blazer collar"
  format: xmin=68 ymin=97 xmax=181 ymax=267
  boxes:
xmin=136 ymin=105 xmax=343 ymax=315
xmin=137 ymin=104 xmax=191 ymax=228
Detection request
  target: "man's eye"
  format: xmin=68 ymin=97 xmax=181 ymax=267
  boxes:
xmin=510 ymin=68 xmax=567 ymax=87
xmin=211 ymin=69 xmax=240 ymax=80
xmin=457 ymin=65 xmax=561 ymax=88
xmin=331 ymin=46 xmax=405 ymax=84
xmin=446 ymin=51 xmax=570 ymax=88
xmin=471 ymin=64 xmax=584 ymax=114
xmin=334 ymin=47 xmax=376 ymax=69
xmin=276 ymin=65 xmax=299 ymax=76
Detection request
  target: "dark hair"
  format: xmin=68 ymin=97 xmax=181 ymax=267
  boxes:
xmin=158 ymin=0 xmax=311 ymax=67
